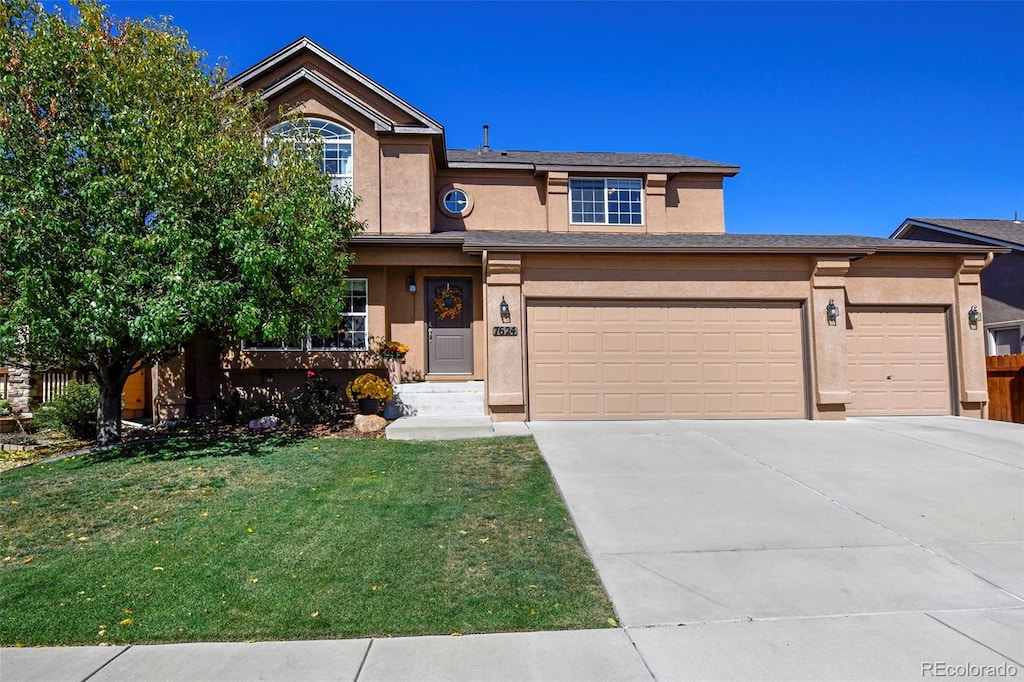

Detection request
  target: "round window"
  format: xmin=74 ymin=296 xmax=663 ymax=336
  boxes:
xmin=443 ymin=189 xmax=469 ymax=215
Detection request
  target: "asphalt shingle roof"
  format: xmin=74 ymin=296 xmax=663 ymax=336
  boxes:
xmin=353 ymin=230 xmax=998 ymax=256
xmin=902 ymin=218 xmax=1024 ymax=248
xmin=445 ymin=149 xmax=738 ymax=173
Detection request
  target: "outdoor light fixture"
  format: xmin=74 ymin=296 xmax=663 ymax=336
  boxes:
xmin=968 ymin=305 xmax=980 ymax=329
xmin=407 ymin=277 xmax=417 ymax=294
xmin=499 ymin=296 xmax=512 ymax=324
xmin=826 ymin=299 xmax=839 ymax=326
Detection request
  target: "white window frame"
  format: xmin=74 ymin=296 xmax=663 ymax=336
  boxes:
xmin=569 ymin=177 xmax=644 ymax=226
xmin=268 ymin=118 xmax=353 ymax=194
xmin=986 ymin=323 xmax=1024 ymax=356
xmin=308 ymin=278 xmax=369 ymax=351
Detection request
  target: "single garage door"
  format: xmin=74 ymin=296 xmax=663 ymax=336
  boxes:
xmin=527 ymin=301 xmax=807 ymax=420
xmin=847 ymin=306 xmax=952 ymax=416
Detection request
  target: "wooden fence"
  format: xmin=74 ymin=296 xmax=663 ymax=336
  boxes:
xmin=986 ymin=353 xmax=1024 ymax=424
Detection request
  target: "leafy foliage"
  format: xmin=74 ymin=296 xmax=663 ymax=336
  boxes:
xmin=289 ymin=371 xmax=340 ymax=425
xmin=0 ymin=0 xmax=362 ymax=444
xmin=32 ymin=381 xmax=100 ymax=440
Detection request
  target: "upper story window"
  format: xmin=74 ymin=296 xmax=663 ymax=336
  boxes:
xmin=570 ymin=178 xmax=643 ymax=225
xmin=437 ymin=185 xmax=474 ymax=218
xmin=269 ymin=119 xmax=353 ymax=194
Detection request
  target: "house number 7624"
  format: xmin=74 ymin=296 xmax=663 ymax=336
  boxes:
xmin=492 ymin=326 xmax=518 ymax=337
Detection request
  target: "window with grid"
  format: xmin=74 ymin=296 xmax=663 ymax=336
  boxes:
xmin=570 ymin=178 xmax=643 ymax=225
xmin=269 ymin=119 xmax=353 ymax=194
xmin=309 ymin=278 xmax=368 ymax=351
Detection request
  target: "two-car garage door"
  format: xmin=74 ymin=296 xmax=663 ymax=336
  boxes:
xmin=527 ymin=301 xmax=807 ymax=419
xmin=526 ymin=301 xmax=953 ymax=420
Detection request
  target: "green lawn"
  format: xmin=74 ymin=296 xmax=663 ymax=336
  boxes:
xmin=0 ymin=436 xmax=615 ymax=646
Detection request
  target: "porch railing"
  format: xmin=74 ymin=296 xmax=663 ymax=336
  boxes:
xmin=40 ymin=370 xmax=75 ymax=405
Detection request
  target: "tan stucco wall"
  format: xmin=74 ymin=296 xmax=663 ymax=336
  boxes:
xmin=666 ymin=175 xmax=726 ymax=233
xmin=431 ymin=171 xmax=726 ymax=235
xmin=380 ymin=139 xmax=434 ymax=233
xmin=434 ymin=171 xmax=546 ymax=232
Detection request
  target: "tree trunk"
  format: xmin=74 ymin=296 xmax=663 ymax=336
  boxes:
xmin=96 ymin=377 xmax=126 ymax=446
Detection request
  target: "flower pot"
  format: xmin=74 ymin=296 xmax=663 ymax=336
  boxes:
xmin=385 ymin=358 xmax=404 ymax=385
xmin=357 ymin=398 xmax=382 ymax=416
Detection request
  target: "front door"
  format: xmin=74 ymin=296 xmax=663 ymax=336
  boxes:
xmin=426 ymin=278 xmax=474 ymax=374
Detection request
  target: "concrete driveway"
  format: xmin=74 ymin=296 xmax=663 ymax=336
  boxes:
xmin=531 ymin=417 xmax=1024 ymax=680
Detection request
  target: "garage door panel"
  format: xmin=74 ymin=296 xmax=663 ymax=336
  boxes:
xmin=670 ymin=332 xmax=698 ymax=352
xmin=847 ymin=307 xmax=951 ymax=416
xmin=637 ymin=363 xmax=667 ymax=384
xmin=528 ymin=301 xmax=806 ymax=419
xmin=604 ymin=363 xmax=634 ymax=384
xmin=735 ymin=333 xmax=765 ymax=353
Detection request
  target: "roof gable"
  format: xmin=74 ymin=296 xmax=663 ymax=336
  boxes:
xmin=892 ymin=218 xmax=1024 ymax=251
xmin=229 ymin=37 xmax=443 ymax=136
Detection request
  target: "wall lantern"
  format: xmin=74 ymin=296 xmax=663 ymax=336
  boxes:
xmin=499 ymin=296 xmax=512 ymax=324
xmin=968 ymin=305 xmax=980 ymax=329
xmin=825 ymin=299 xmax=839 ymax=326
xmin=407 ymin=277 xmax=417 ymax=294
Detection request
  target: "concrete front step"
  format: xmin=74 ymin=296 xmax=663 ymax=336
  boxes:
xmin=395 ymin=381 xmax=483 ymax=394
xmin=385 ymin=417 xmax=533 ymax=440
xmin=392 ymin=381 xmax=485 ymax=417
xmin=386 ymin=416 xmax=496 ymax=440
xmin=393 ymin=400 xmax=486 ymax=417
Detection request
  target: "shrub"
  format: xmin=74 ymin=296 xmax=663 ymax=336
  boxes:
xmin=289 ymin=371 xmax=339 ymax=425
xmin=0 ymin=399 xmax=11 ymax=416
xmin=33 ymin=381 xmax=100 ymax=440
xmin=345 ymin=373 xmax=393 ymax=401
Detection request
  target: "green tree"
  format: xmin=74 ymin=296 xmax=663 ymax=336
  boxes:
xmin=0 ymin=0 xmax=362 ymax=445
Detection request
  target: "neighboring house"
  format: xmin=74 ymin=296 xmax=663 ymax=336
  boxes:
xmin=155 ymin=37 xmax=998 ymax=422
xmin=892 ymin=218 xmax=1024 ymax=356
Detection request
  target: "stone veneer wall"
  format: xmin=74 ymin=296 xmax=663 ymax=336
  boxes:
xmin=3 ymin=366 xmax=32 ymax=414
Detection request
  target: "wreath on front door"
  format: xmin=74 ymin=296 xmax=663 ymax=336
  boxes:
xmin=433 ymin=285 xmax=464 ymax=321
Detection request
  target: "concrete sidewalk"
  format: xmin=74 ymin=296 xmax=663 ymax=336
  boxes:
xmin=2 ymin=628 xmax=654 ymax=682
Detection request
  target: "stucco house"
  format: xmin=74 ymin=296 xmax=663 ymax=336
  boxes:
xmin=153 ymin=38 xmax=998 ymax=423
xmin=892 ymin=218 xmax=1024 ymax=356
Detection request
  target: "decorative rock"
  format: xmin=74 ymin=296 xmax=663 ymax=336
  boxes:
xmin=354 ymin=414 xmax=387 ymax=433
xmin=248 ymin=415 xmax=280 ymax=431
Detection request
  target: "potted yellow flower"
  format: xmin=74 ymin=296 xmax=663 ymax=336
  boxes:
xmin=345 ymin=373 xmax=394 ymax=415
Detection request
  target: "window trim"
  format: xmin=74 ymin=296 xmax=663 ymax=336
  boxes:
xmin=437 ymin=184 xmax=474 ymax=218
xmin=569 ymin=177 xmax=644 ymax=226
xmin=986 ymin=323 xmax=1024 ymax=356
xmin=268 ymin=118 xmax=354 ymax=194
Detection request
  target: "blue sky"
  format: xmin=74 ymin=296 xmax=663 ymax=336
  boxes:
xmin=86 ymin=1 xmax=1021 ymax=237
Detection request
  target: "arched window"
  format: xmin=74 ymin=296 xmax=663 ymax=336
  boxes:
xmin=269 ymin=119 xmax=353 ymax=193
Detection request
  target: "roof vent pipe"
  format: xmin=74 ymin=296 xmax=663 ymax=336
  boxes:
xmin=1014 ymin=210 xmax=1020 ymax=224
xmin=483 ymin=124 xmax=490 ymax=152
